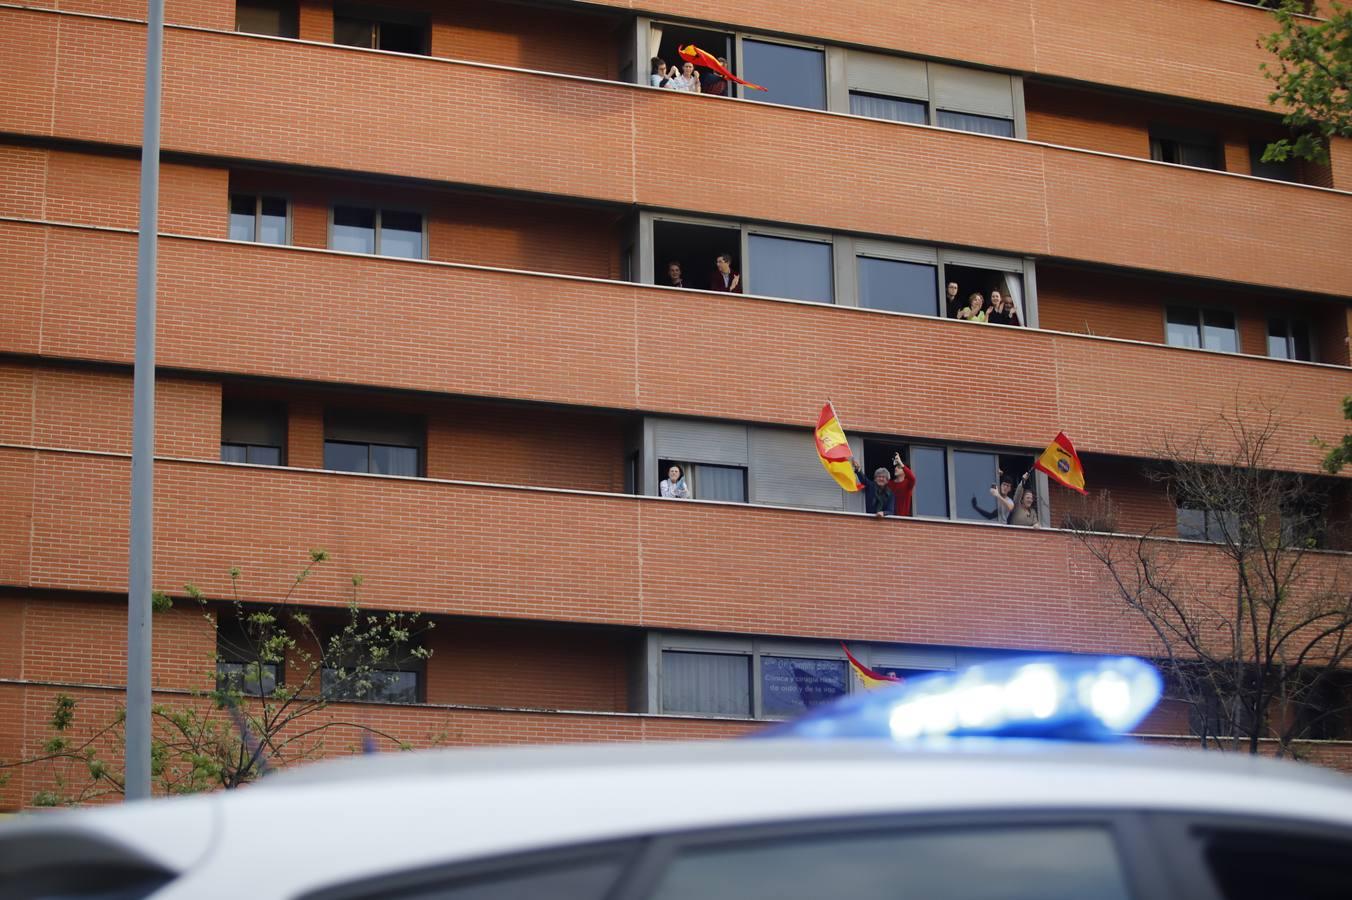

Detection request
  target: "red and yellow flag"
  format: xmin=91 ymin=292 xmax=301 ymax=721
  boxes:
xmin=842 ymin=643 xmax=903 ymax=690
xmin=815 ymin=402 xmax=862 ymax=492
xmin=1035 ymin=431 xmax=1088 ymax=495
xmin=678 ymin=44 xmax=768 ymax=91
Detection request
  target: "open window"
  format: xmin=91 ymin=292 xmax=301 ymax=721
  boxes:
xmin=334 ymin=3 xmax=429 ymax=55
xmin=657 ymin=457 xmax=747 ymax=503
xmin=1150 ymin=124 xmax=1223 ymax=171
xmin=859 ymin=439 xmax=950 ymax=519
xmin=944 ymin=264 xmax=1025 ymax=326
xmin=221 ymin=399 xmax=286 ymax=466
xmin=647 ymin=22 xmax=734 ymax=93
xmin=954 ymin=449 xmax=1037 ymax=525
xmin=652 ymin=219 xmax=741 ymax=291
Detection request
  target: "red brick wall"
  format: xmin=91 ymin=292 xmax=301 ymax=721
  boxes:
xmin=4 ymin=12 xmax=1349 ymax=294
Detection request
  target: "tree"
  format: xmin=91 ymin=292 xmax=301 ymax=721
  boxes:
xmin=1319 ymin=396 xmax=1352 ymax=474
xmin=1260 ymin=0 xmax=1352 ymax=165
xmin=1071 ymin=409 xmax=1352 ymax=757
xmin=1 ymin=551 xmax=438 ymax=805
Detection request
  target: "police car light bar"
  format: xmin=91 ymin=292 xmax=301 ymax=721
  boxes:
xmin=761 ymin=655 xmax=1163 ymax=743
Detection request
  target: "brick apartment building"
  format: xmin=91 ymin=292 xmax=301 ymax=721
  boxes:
xmin=2 ymin=0 xmax=1352 ymax=805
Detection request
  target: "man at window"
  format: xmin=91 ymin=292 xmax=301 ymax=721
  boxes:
xmin=701 ymin=57 xmax=730 ymax=96
xmin=1008 ymin=472 xmax=1040 ymax=527
xmin=944 ymin=281 xmax=961 ymax=318
xmin=852 ymin=453 xmax=917 ymax=518
xmin=709 ymin=253 xmax=742 ymax=293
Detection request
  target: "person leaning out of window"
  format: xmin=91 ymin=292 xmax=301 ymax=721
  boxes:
xmin=650 ymin=57 xmax=672 ymax=88
xmin=660 ymin=464 xmax=691 ymax=499
xmin=669 ymin=60 xmax=703 ymax=93
xmin=956 ymin=292 xmax=987 ymax=323
xmin=710 ymin=253 xmax=742 ymax=293
xmin=852 ymin=453 xmax=916 ymax=519
xmin=1008 ymin=471 xmax=1040 ymax=527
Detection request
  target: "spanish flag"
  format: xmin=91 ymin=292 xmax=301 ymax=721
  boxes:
xmin=1035 ymin=431 xmax=1088 ymax=494
xmin=842 ymin=643 xmax=903 ymax=690
xmin=678 ymin=44 xmax=768 ymax=91
xmin=815 ymin=402 xmax=862 ymax=492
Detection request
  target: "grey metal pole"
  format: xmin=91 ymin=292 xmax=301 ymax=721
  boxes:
xmin=126 ymin=0 xmax=165 ymax=803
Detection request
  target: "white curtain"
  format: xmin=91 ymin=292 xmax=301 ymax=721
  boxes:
xmin=648 ymin=24 xmax=663 ymax=61
xmin=1003 ymin=272 xmax=1026 ymax=327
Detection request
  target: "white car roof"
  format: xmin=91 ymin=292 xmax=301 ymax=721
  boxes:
xmin=5 ymin=738 xmax=1352 ymax=900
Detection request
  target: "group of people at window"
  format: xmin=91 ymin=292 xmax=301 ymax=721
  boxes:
xmin=660 ymin=456 xmax=1041 ymax=528
xmin=664 ymin=257 xmax=742 ymax=293
xmin=650 ymin=56 xmax=730 ymax=95
xmin=946 ymin=281 xmax=1022 ymax=326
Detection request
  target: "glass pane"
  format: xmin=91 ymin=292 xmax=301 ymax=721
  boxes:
xmin=953 ymin=450 xmax=999 ymax=523
xmin=324 ymin=440 xmax=370 ymax=473
xmin=220 ymin=443 xmax=248 ymax=463
xmin=371 ymin=444 xmax=419 ymax=477
xmin=909 ymin=446 xmax=948 ymax=518
xmin=1165 ymin=307 xmax=1201 ymax=349
xmin=742 ymin=40 xmax=826 ymax=111
xmin=761 ymin=657 xmax=847 ymax=717
xmin=1176 ymin=507 xmax=1207 ymax=541
xmin=333 ymin=16 xmax=373 ymax=47
xmin=1179 ymin=141 xmax=1222 ymax=170
xmin=246 ymin=445 xmax=282 ymax=466
xmin=258 ymin=196 xmax=287 ymax=245
xmin=936 ymin=110 xmax=1015 ymax=137
xmin=216 ymin=661 xmax=277 ymax=697
xmin=1291 ymin=321 xmax=1312 ymax=361
xmin=378 ymin=20 xmax=426 ymax=54
xmin=360 ymin=857 xmax=625 ymax=900
xmin=332 ymin=206 xmax=376 ymax=254
xmin=379 ymin=210 xmax=424 ymax=259
xmin=369 ymin=670 xmax=419 ymax=703
xmin=748 ymin=234 xmax=833 ymax=303
xmin=229 ymin=194 xmax=255 ymax=241
xmin=1202 ymin=309 xmax=1238 ymax=353
xmin=662 ymin=651 xmax=752 ymax=717
xmin=849 ymin=92 xmax=926 ymax=124
xmin=648 ymin=826 xmax=1132 ymax=900
xmin=857 ymin=256 xmax=938 ymax=316
xmin=693 ymin=464 xmax=745 ymax=502
xmin=236 ymin=0 xmax=283 ymax=35
xmin=1268 ymin=319 xmax=1290 ymax=359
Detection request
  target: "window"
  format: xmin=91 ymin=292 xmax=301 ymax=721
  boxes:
xmin=661 ymin=651 xmax=752 ymax=717
xmin=936 ymin=109 xmax=1014 ymax=137
xmin=908 ymin=446 xmax=949 ymax=518
xmin=1150 ymin=126 xmax=1223 ymax=171
xmin=216 ymin=660 xmax=278 ymax=697
xmin=1166 ymin=306 xmax=1238 ymax=353
xmin=321 ymin=667 xmax=420 ymax=704
xmin=648 ymin=825 xmax=1132 ymax=900
xmin=1202 ymin=828 xmax=1352 ymax=900
xmin=229 ymin=194 xmax=288 ymax=244
xmin=323 ymin=411 xmax=424 ymax=477
xmin=1249 ymin=140 xmax=1301 ymax=183
xmin=944 ymin=264 xmax=1025 ymax=325
xmin=691 ymin=463 xmax=747 ymax=502
xmin=857 ymin=256 xmax=939 ymax=316
xmin=331 ymin=206 xmax=425 ymax=259
xmin=748 ymin=234 xmax=833 ymax=303
xmin=651 ymin=219 xmax=742 ymax=290
xmin=221 ymin=400 xmax=286 ymax=466
xmin=235 ymin=0 xmax=297 ymax=37
xmin=849 ymin=91 xmax=926 ymax=124
xmin=742 ymin=39 xmax=826 ymax=110
xmin=760 ymin=656 xmax=847 ymax=717
xmin=332 ymin=852 xmax=629 ymax=900
xmin=1176 ymin=505 xmax=1238 ymax=543
xmin=333 ymin=5 xmax=428 ymax=54
xmin=953 ymin=450 xmax=1001 ymax=523
xmin=1268 ymin=318 xmax=1313 ymax=361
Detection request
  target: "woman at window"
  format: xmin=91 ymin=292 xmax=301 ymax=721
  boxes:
xmin=669 ymin=61 xmax=702 ymax=93
xmin=987 ymin=289 xmax=1021 ymax=327
xmin=955 ymin=292 xmax=988 ymax=322
xmin=660 ymin=464 xmax=692 ymax=499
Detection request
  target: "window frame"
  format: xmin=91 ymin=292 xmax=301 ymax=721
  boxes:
xmin=744 ymin=225 xmax=838 ymax=305
xmin=332 ymin=2 xmax=431 ymax=54
xmin=733 ymin=32 xmax=829 ymax=108
xmin=228 ymin=192 xmax=292 ymax=245
xmin=319 ymin=665 xmax=423 ymax=704
xmin=234 ymin=0 xmax=299 ymax=38
xmin=1164 ymin=305 xmax=1240 ymax=354
xmin=1266 ymin=316 xmax=1315 ymax=362
xmin=322 ymin=438 xmax=422 ymax=477
xmin=327 ymin=203 xmax=428 ymax=260
xmin=1148 ymin=124 xmax=1225 ymax=171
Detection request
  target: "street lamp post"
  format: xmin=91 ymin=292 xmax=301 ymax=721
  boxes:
xmin=126 ymin=0 xmax=165 ymax=802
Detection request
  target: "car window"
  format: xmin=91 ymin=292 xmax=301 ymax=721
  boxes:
xmin=646 ymin=825 xmax=1133 ymax=900
xmin=315 ymin=853 xmax=626 ymax=900
xmin=1201 ymin=829 xmax=1352 ymax=900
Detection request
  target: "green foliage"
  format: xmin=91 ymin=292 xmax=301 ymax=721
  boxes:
xmin=1319 ymin=396 xmax=1352 ymax=474
xmin=151 ymin=591 xmax=173 ymax=613
xmin=1261 ymin=1 xmax=1352 ymax=164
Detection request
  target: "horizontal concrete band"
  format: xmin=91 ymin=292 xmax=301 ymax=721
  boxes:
xmin=2 ymin=9 xmax=1350 ymax=296
xmin=4 ymin=218 xmax=1348 ymax=474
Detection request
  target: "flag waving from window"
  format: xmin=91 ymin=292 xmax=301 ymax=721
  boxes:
xmin=678 ymin=44 xmax=768 ymax=91
xmin=815 ymin=402 xmax=862 ymax=492
xmin=842 ymin=643 xmax=903 ymax=690
xmin=1035 ymin=431 xmax=1087 ymax=495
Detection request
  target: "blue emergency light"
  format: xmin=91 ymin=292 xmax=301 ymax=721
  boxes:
xmin=762 ymin=655 xmax=1162 ymax=742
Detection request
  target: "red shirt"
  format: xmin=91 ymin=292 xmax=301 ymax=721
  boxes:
xmin=890 ymin=468 xmax=917 ymax=516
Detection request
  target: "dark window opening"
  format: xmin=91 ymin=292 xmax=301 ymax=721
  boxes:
xmin=215 ymin=612 xmax=281 ymax=697
xmin=1166 ymin=306 xmax=1238 ymax=353
xmin=229 ymin=193 xmax=288 ymax=244
xmin=861 ymin=440 xmax=949 ymax=518
xmin=1268 ymin=317 xmax=1313 ymax=361
xmin=323 ymin=410 xmax=424 ymax=477
xmin=936 ymin=109 xmax=1015 ymax=137
xmin=742 ymin=39 xmax=826 ymax=111
xmin=1249 ymin=140 xmax=1302 ymax=183
xmin=1150 ymin=126 xmax=1223 ymax=171
xmin=334 ymin=5 xmax=429 ymax=54
xmin=661 ymin=650 xmax=752 ymax=717
xmin=651 ymin=25 xmax=734 ymax=94
xmin=652 ymin=220 xmax=741 ymax=292
xmin=857 ymin=255 xmax=939 ymax=316
xmin=944 ymin=264 xmax=1024 ymax=326
xmin=850 ymin=91 xmax=928 ymax=125
xmin=235 ymin=0 xmax=297 ymax=37
xmin=331 ymin=206 xmax=424 ymax=259
xmin=221 ymin=400 xmax=286 ymax=466
xmin=1202 ymin=829 xmax=1352 ymax=900
xmin=1176 ymin=504 xmax=1238 ymax=543
xmin=874 ymin=665 xmax=940 ymax=682
xmin=658 ymin=458 xmax=747 ymax=503
xmin=747 ymin=233 xmax=833 ymax=304
xmin=321 ymin=667 xmax=421 ymax=704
